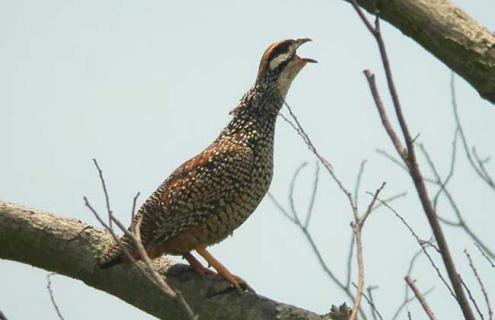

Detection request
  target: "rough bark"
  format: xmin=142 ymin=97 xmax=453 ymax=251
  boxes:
xmin=0 ymin=201 xmax=338 ymax=320
xmin=350 ymin=0 xmax=495 ymax=105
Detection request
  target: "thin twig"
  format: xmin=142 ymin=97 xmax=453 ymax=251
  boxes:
xmin=451 ymin=74 xmax=494 ymax=189
xmin=349 ymin=183 xmax=385 ymax=320
xmin=288 ymin=162 xmax=308 ymax=223
xmin=131 ymin=192 xmax=140 ymax=223
xmin=366 ymin=286 xmax=382 ymax=320
xmin=350 ymin=219 xmax=364 ymax=320
xmin=268 ymin=193 xmax=296 ymax=224
xmin=404 ymin=276 xmax=437 ymax=320
xmin=460 ymin=275 xmax=486 ymax=320
xmin=92 ymin=159 xmax=113 ymax=230
xmin=345 ymin=233 xmax=355 ymax=290
xmin=418 ymin=143 xmax=494 ymax=258
xmin=375 ymin=149 xmax=407 ymax=170
xmin=46 ymin=273 xmax=65 ymax=320
xmin=351 ymin=284 xmax=383 ymax=320
xmin=361 ymin=182 xmax=386 ymax=227
xmin=269 ymin=193 xmax=359 ymax=308
xmin=393 ymin=287 xmax=435 ymax=320
xmin=369 ymin=192 xmax=407 ymax=213
xmin=475 ymin=243 xmax=495 ymax=268
xmin=377 ymin=199 xmax=455 ymax=298
xmin=465 ymin=249 xmax=493 ymax=320
xmin=393 ymin=249 xmax=423 ymax=320
xmin=354 ymin=160 xmax=368 ymax=206
xmin=304 ymin=162 xmax=320 ymax=228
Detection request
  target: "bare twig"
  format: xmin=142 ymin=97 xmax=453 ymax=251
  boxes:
xmin=475 ymin=243 xmax=495 ymax=269
xmin=351 ymin=284 xmax=383 ymax=320
xmin=393 ymin=249 xmax=423 ymax=320
xmin=404 ymin=276 xmax=437 ymax=320
xmin=268 ymin=193 xmax=359 ymax=311
xmin=377 ymin=199 xmax=455 ymax=299
xmin=465 ymin=249 xmax=493 ymax=320
xmin=349 ymin=220 xmax=364 ymax=320
xmin=393 ymin=286 xmax=435 ymax=320
xmin=92 ymin=159 xmax=113 ymax=229
xmin=288 ymin=162 xmax=308 ymax=224
xmin=46 ymin=273 xmax=65 ymax=320
xmin=304 ymin=162 xmax=320 ymax=228
xmin=351 ymin=2 xmax=475 ymax=318
xmin=418 ymin=142 xmax=495 ymax=259
xmin=345 ymin=233 xmax=355 ymax=290
xmin=366 ymin=286 xmax=382 ymax=320
xmin=451 ymin=74 xmax=494 ymax=190
xmin=361 ymin=182 xmax=385 ymax=227
xmin=268 ymin=193 xmax=296 ymax=224
xmin=369 ymin=191 xmax=407 ymax=213
xmin=349 ymin=183 xmax=385 ymax=320
xmin=353 ymin=160 xmax=368 ymax=206
xmin=460 ymin=275 xmax=486 ymax=320
xmin=131 ymin=191 xmax=140 ymax=223
xmin=375 ymin=149 xmax=407 ymax=170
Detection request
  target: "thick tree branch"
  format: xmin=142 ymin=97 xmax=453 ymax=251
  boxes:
xmin=0 ymin=201 xmax=329 ymax=320
xmin=348 ymin=0 xmax=495 ymax=105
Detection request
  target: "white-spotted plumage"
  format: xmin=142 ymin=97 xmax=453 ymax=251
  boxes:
xmin=98 ymin=38 xmax=315 ymax=269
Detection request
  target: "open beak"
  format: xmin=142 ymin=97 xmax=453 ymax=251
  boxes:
xmin=294 ymin=38 xmax=317 ymax=64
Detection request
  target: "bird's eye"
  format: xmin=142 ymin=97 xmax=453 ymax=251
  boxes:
xmin=268 ymin=42 xmax=293 ymax=70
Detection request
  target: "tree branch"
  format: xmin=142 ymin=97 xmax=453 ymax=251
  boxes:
xmin=0 ymin=201 xmax=329 ymax=320
xmin=347 ymin=0 xmax=495 ymax=105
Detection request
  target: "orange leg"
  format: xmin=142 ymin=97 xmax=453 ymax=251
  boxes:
xmin=183 ymin=252 xmax=209 ymax=275
xmin=195 ymin=246 xmax=253 ymax=291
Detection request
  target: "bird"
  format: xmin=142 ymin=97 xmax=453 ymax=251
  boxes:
xmin=98 ymin=38 xmax=316 ymax=290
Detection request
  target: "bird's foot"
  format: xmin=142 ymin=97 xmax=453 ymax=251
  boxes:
xmin=231 ymin=274 xmax=254 ymax=292
xmin=195 ymin=246 xmax=255 ymax=292
xmin=183 ymin=253 xmax=214 ymax=276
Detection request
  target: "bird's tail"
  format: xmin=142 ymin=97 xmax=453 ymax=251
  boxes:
xmin=98 ymin=211 xmax=147 ymax=268
xmin=98 ymin=235 xmax=132 ymax=268
xmin=98 ymin=250 xmax=124 ymax=268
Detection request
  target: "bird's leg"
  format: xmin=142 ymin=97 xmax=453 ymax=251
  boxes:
xmin=195 ymin=246 xmax=253 ymax=291
xmin=183 ymin=252 xmax=210 ymax=275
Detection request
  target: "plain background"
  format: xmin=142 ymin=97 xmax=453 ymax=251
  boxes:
xmin=1 ymin=1 xmax=494 ymax=319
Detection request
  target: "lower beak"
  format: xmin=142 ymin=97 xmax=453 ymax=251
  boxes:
xmin=302 ymin=58 xmax=317 ymax=63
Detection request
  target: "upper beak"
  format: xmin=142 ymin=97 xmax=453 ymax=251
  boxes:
xmin=294 ymin=38 xmax=317 ymax=63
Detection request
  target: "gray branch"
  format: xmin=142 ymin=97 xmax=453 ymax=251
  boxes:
xmin=350 ymin=0 xmax=495 ymax=105
xmin=0 ymin=201 xmax=339 ymax=320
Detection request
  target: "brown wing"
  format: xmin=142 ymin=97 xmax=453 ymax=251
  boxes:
xmin=139 ymin=138 xmax=254 ymax=248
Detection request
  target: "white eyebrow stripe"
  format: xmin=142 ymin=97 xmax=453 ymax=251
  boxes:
xmin=269 ymin=52 xmax=290 ymax=70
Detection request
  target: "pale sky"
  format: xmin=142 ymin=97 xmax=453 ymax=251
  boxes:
xmin=1 ymin=1 xmax=494 ymax=319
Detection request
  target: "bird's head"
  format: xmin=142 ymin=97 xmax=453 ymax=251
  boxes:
xmin=256 ymin=38 xmax=316 ymax=97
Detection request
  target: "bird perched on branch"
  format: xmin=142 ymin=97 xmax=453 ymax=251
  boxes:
xmin=98 ymin=38 xmax=316 ymax=290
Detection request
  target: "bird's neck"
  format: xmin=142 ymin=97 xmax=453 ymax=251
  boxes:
xmin=229 ymin=83 xmax=284 ymax=123
xmin=220 ymin=84 xmax=283 ymax=146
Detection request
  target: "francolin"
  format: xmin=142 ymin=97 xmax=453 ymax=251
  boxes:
xmin=99 ymin=38 xmax=316 ymax=290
